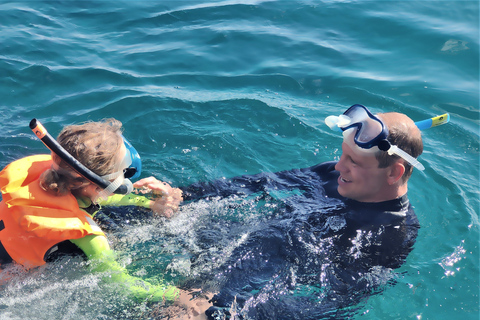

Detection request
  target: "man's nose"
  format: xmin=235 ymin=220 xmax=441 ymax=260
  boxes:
xmin=335 ymin=154 xmax=346 ymax=172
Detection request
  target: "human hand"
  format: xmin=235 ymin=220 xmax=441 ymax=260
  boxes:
xmin=133 ymin=177 xmax=183 ymax=218
xmin=149 ymin=289 xmax=213 ymax=320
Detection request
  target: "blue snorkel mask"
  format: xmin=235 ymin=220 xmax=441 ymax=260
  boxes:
xmin=96 ymin=136 xmax=142 ymax=201
xmin=124 ymin=138 xmax=142 ymax=180
xmin=30 ymin=119 xmax=142 ymax=202
xmin=325 ymin=104 xmax=425 ymax=171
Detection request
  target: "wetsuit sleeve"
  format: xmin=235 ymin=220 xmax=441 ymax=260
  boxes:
xmin=181 ymin=162 xmax=335 ymax=202
xmin=180 ymin=174 xmax=264 ymax=201
xmin=70 ymin=234 xmax=110 ymax=257
xmin=99 ymin=193 xmax=153 ymax=209
xmin=70 ymin=235 xmax=179 ymax=302
xmin=181 ymin=170 xmax=304 ymax=202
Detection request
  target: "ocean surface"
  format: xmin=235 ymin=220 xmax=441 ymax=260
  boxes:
xmin=0 ymin=1 xmax=478 ymax=319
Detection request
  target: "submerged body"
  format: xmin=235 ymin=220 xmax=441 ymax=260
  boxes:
xmin=180 ymin=161 xmax=419 ymax=319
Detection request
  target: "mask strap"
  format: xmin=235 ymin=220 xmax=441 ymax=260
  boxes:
xmin=101 ymin=170 xmax=124 ymax=181
xmin=95 ymin=175 xmax=133 ymax=203
xmin=378 ymin=140 xmax=425 ymax=171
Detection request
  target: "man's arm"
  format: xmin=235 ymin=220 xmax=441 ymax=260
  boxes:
xmin=180 ymin=164 xmax=330 ymax=202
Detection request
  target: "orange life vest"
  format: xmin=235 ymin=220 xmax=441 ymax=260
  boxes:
xmin=0 ymin=155 xmax=105 ymax=268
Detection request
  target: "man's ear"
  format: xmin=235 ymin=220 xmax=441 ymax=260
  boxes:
xmin=387 ymin=162 xmax=405 ymax=185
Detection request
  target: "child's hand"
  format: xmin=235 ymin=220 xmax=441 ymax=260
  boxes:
xmin=133 ymin=177 xmax=183 ymax=218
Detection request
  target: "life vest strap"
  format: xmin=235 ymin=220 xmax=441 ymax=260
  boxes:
xmin=0 ymin=219 xmax=13 ymax=264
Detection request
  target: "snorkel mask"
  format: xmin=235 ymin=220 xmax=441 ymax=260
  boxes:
xmin=95 ymin=136 xmax=142 ymax=201
xmin=325 ymin=104 xmax=425 ymax=170
xmin=30 ymin=119 xmax=142 ymax=201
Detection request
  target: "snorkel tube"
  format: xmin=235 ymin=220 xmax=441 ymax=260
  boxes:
xmin=389 ymin=113 xmax=450 ymax=170
xmin=30 ymin=119 xmax=132 ymax=195
xmin=414 ymin=113 xmax=450 ymax=130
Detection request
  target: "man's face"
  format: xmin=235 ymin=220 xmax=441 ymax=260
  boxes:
xmin=334 ymin=141 xmax=390 ymax=203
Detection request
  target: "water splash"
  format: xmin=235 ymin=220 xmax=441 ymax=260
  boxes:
xmin=439 ymin=240 xmax=467 ymax=277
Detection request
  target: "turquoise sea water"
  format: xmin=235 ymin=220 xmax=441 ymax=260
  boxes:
xmin=0 ymin=1 xmax=478 ymax=319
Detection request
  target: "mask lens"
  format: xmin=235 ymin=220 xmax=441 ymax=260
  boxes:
xmin=123 ymin=167 xmax=137 ymax=179
xmin=343 ymin=104 xmax=386 ymax=148
xmin=122 ymin=137 xmax=142 ymax=180
xmin=120 ymin=148 xmax=137 ymax=179
xmin=356 ymin=117 xmax=383 ymax=143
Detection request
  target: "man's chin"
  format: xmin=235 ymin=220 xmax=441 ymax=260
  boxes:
xmin=337 ymin=186 xmax=349 ymax=198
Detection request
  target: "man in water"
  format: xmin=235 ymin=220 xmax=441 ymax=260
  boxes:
xmin=180 ymin=105 xmax=423 ymax=319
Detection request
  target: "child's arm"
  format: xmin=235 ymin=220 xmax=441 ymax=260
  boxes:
xmin=100 ymin=193 xmax=153 ymax=209
xmin=70 ymin=235 xmax=179 ymax=303
xmin=100 ymin=177 xmax=183 ymax=218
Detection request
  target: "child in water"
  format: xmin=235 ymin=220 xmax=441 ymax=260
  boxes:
xmin=0 ymin=118 xmax=209 ymax=316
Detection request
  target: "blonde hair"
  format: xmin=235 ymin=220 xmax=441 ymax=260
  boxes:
xmin=40 ymin=118 xmax=124 ymax=196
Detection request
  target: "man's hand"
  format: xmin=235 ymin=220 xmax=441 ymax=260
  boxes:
xmin=150 ymin=289 xmax=213 ymax=320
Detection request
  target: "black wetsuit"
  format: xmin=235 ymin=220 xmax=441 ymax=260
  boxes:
xmin=180 ymin=161 xmax=420 ymax=320
xmin=95 ymin=161 xmax=419 ymax=319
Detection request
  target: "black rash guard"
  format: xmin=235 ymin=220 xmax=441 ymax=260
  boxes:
xmin=181 ymin=161 xmax=420 ymax=320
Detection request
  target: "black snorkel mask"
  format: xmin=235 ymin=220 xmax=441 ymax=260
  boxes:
xmin=30 ymin=119 xmax=141 ymax=199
